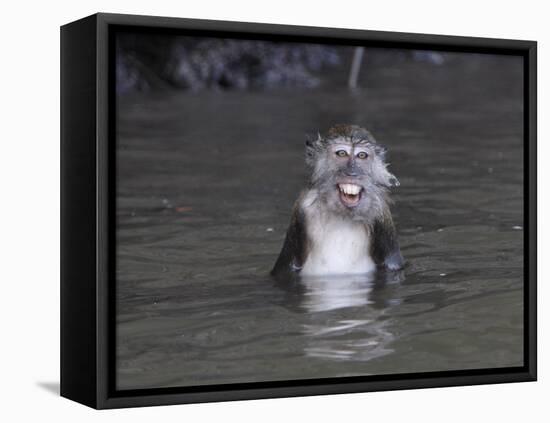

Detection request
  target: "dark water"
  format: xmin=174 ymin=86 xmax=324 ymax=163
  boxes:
xmin=115 ymin=54 xmax=524 ymax=390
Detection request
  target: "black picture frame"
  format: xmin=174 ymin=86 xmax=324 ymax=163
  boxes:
xmin=60 ymin=12 xmax=537 ymax=409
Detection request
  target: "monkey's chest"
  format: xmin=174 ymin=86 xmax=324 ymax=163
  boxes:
xmin=301 ymin=216 xmax=375 ymax=276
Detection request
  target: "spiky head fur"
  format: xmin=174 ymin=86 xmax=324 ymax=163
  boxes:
xmin=304 ymin=124 xmax=399 ymax=223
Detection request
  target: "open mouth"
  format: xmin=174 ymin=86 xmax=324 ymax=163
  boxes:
xmin=338 ymin=183 xmax=363 ymax=208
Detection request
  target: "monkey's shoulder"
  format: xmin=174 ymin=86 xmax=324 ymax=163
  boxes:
xmin=270 ymin=195 xmax=309 ymax=278
xmin=370 ymin=215 xmax=405 ymax=270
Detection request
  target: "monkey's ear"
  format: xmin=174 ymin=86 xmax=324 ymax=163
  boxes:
xmin=374 ymin=144 xmax=388 ymax=161
xmin=305 ymin=132 xmax=322 ymax=167
xmin=305 ymin=132 xmax=322 ymax=144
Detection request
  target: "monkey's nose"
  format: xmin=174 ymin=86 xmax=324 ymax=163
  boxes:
xmin=344 ymin=168 xmax=360 ymax=177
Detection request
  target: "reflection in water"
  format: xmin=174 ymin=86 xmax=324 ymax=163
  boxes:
xmin=299 ymin=271 xmax=404 ymax=313
xmin=304 ymin=318 xmax=394 ymax=362
xmin=282 ymin=272 xmax=404 ymax=362
xmin=300 ymin=273 xmax=375 ymax=312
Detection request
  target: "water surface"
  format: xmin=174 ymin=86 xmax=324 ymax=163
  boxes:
xmin=116 ymin=54 xmax=524 ymax=390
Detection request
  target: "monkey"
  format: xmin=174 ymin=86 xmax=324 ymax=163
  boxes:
xmin=271 ymin=124 xmax=404 ymax=278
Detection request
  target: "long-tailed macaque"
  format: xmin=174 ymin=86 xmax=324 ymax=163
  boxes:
xmin=271 ymin=124 xmax=404 ymax=277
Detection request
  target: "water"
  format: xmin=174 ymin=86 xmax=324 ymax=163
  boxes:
xmin=115 ymin=54 xmax=524 ymax=390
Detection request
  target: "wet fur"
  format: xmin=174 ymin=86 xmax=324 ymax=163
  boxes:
xmin=299 ymin=189 xmax=376 ymax=275
xmin=271 ymin=124 xmax=404 ymax=278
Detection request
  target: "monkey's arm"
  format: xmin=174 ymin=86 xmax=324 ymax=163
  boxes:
xmin=371 ymin=214 xmax=405 ymax=271
xmin=271 ymin=204 xmax=308 ymax=278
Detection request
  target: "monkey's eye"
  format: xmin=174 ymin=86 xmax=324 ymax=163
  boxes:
xmin=356 ymin=151 xmax=368 ymax=159
xmin=335 ymin=150 xmax=348 ymax=157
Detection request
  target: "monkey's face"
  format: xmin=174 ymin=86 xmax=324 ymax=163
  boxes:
xmin=330 ymin=142 xmax=375 ymax=208
xmin=306 ymin=125 xmax=399 ymax=220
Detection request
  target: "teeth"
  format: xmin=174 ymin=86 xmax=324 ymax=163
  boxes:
xmin=339 ymin=184 xmax=361 ymax=195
